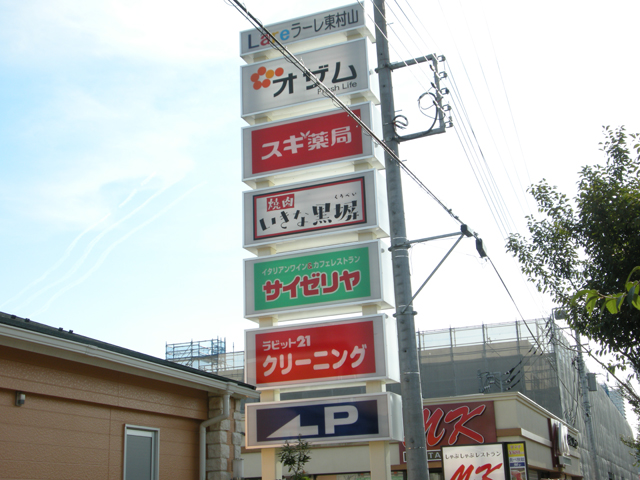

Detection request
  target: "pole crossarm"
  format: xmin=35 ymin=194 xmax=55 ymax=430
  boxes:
xmin=394 ymin=224 xmax=484 ymax=315
xmin=377 ymin=53 xmax=448 ymax=143
xmin=396 ymin=126 xmax=446 ymax=142
xmin=400 ymin=234 xmax=465 ymax=315
xmin=389 ymin=231 xmax=461 ymax=250
xmin=390 ymin=223 xmax=477 ymax=250
xmin=375 ymin=54 xmax=436 ymax=72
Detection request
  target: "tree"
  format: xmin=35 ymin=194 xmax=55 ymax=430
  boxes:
xmin=506 ymin=126 xmax=640 ymax=372
xmin=278 ymin=436 xmax=311 ymax=480
xmin=505 ymin=126 xmax=640 ymax=456
xmin=574 ymin=266 xmax=640 ymax=317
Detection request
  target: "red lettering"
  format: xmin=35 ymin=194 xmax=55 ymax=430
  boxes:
xmin=444 ymin=405 xmax=486 ymax=444
xmin=424 ymin=408 xmax=446 ymax=446
xmin=475 ymin=463 xmax=503 ymax=480
xmin=450 ymin=464 xmax=474 ymax=480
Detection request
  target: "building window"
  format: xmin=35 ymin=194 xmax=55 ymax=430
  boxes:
xmin=124 ymin=425 xmax=159 ymax=480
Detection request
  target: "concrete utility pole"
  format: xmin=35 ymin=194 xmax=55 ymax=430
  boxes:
xmin=576 ymin=331 xmax=599 ymax=480
xmin=374 ymin=1 xmax=429 ymax=479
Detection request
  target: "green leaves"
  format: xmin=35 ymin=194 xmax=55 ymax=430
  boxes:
xmin=506 ymin=125 xmax=640 ymax=377
xmin=278 ymin=436 xmax=311 ymax=480
xmin=571 ymin=268 xmax=640 ymax=315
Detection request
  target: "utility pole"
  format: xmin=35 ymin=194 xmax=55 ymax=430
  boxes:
xmin=576 ymin=331 xmax=599 ymax=480
xmin=374 ymin=1 xmax=429 ymax=479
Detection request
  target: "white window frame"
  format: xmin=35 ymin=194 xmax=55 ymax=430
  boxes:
xmin=123 ymin=425 xmax=160 ymax=480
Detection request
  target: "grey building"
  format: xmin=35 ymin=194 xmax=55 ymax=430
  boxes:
xmin=414 ymin=320 xmax=636 ymax=480
xmin=169 ymin=318 xmax=638 ymax=479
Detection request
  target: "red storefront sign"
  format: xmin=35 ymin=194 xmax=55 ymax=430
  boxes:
xmin=399 ymin=401 xmax=497 ymax=463
xmin=252 ymin=320 xmax=376 ymax=385
xmin=250 ymin=108 xmax=363 ymax=175
xmin=424 ymin=401 xmax=497 ymax=448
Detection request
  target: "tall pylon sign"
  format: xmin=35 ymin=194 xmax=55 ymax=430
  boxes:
xmin=238 ymin=4 xmax=403 ymax=480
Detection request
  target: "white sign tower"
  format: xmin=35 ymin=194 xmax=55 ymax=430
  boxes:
xmin=238 ymin=4 xmax=401 ymax=480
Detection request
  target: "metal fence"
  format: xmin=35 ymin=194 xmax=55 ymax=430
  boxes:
xmin=165 ymin=338 xmax=244 ymax=380
xmin=168 ymin=320 xmax=636 ymax=479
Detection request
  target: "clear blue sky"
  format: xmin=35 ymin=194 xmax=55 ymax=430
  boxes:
xmin=1 ymin=0 xmax=638 ymax=362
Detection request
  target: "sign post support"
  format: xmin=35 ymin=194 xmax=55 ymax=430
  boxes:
xmin=359 ymin=252 xmax=392 ymax=480
xmin=258 ymin=313 xmax=281 ymax=480
xmin=258 ymin=236 xmax=281 ymax=480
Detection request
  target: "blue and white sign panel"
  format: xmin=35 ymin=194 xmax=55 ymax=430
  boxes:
xmin=245 ymin=392 xmax=403 ymax=448
xmin=239 ymin=3 xmax=374 ymax=63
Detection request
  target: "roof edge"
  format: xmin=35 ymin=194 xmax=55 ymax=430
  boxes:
xmin=0 ymin=312 xmax=258 ymax=398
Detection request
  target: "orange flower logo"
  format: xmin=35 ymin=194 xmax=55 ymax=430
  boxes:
xmin=251 ymin=66 xmax=285 ymax=90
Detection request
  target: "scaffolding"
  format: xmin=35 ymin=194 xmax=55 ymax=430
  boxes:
xmin=415 ymin=319 xmax=636 ymax=480
xmin=165 ymin=338 xmax=245 ymax=381
xmin=171 ymin=321 xmax=636 ymax=479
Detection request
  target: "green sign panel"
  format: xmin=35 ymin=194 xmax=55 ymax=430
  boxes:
xmin=253 ymin=246 xmax=371 ymax=312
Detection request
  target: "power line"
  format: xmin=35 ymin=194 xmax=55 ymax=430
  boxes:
xmin=379 ymin=0 xmax=522 ymax=240
xmin=229 ymin=0 xmax=466 ymax=227
xmin=488 ymin=256 xmax=586 ymax=407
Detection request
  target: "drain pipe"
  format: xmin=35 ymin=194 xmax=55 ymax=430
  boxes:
xmin=200 ymin=386 xmax=232 ymax=480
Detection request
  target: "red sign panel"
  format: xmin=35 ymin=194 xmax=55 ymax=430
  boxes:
xmin=251 ymin=108 xmax=364 ymax=174
xmin=399 ymin=401 xmax=497 ymax=464
xmin=265 ymin=193 xmax=295 ymax=211
xmin=423 ymin=401 xmax=497 ymax=448
xmin=254 ymin=320 xmax=376 ymax=385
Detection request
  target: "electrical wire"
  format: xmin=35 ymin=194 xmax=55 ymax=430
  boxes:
xmin=384 ymin=0 xmax=522 ymax=240
xmin=365 ymin=0 xmax=433 ymax=94
xmin=229 ymin=0 xmax=466 ymax=227
xmin=453 ymin=0 xmax=529 ymax=221
xmin=369 ymin=0 xmax=551 ymax=340
xmin=479 ymin=5 xmax=534 ymax=197
xmin=367 ymin=0 xmax=521 ymax=242
xmin=488 ymin=256 xmax=587 ymax=410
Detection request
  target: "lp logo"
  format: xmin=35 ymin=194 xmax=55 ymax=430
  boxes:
xmin=268 ymin=405 xmax=359 ymax=438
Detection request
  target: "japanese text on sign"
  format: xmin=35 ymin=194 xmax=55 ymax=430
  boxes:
xmin=250 ymin=109 xmax=364 ymax=174
xmin=252 ymin=177 xmax=366 ymax=240
xmin=255 ymin=321 xmax=376 ymax=384
xmin=261 ymin=125 xmax=352 ymax=158
xmin=242 ymin=6 xmax=362 ymax=54
xmin=253 ymin=246 xmax=371 ymax=312
xmin=251 ymin=62 xmax=358 ymax=96
xmin=242 ymin=39 xmax=370 ymax=117
xmin=240 ymin=4 xmax=366 ymax=56
xmin=442 ymin=444 xmax=507 ymax=480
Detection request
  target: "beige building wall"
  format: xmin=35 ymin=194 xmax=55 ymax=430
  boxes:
xmin=0 ymin=339 xmax=250 ymax=480
xmin=0 ymin=345 xmax=206 ymax=479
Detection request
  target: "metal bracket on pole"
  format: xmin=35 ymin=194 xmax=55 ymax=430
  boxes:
xmin=391 ymin=224 xmax=486 ymax=315
xmin=396 ymin=125 xmax=446 ymax=142
xmin=400 ymin=234 xmax=464 ymax=315
xmin=375 ymin=54 xmax=436 ymax=72
xmin=376 ymin=54 xmax=449 ymax=142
